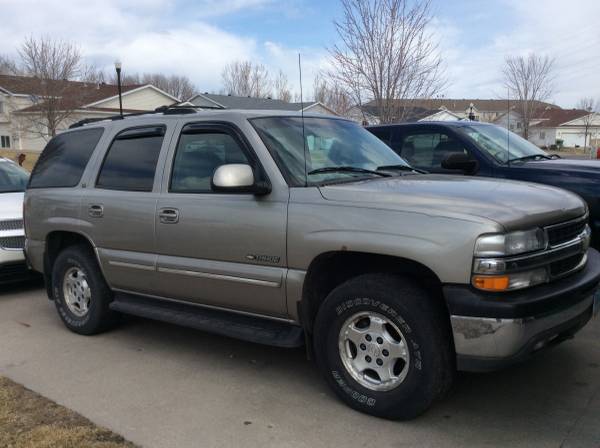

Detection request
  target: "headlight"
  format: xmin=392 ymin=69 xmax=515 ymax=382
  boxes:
xmin=474 ymin=228 xmax=547 ymax=257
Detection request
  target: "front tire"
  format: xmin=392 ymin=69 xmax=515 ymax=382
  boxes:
xmin=51 ymin=245 xmax=118 ymax=335
xmin=313 ymin=273 xmax=454 ymax=420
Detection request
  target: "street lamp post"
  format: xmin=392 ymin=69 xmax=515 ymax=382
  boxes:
xmin=114 ymin=60 xmax=123 ymax=118
xmin=468 ymin=103 xmax=476 ymax=121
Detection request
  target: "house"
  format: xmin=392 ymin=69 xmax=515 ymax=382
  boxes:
xmin=528 ymin=109 xmax=599 ymax=148
xmin=352 ymin=98 xmax=561 ymax=128
xmin=0 ymin=74 xmax=179 ymax=152
xmin=184 ymin=93 xmax=338 ymax=115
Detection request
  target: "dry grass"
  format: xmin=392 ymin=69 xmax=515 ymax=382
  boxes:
xmin=0 ymin=150 xmax=39 ymax=172
xmin=0 ymin=376 xmax=136 ymax=448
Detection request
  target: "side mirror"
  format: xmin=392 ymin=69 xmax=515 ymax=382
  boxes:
xmin=212 ymin=164 xmax=270 ymax=195
xmin=441 ymin=153 xmax=478 ymax=174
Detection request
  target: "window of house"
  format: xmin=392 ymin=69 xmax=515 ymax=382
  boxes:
xmin=516 ymin=122 xmax=522 ymax=129
xmin=97 ymin=126 xmax=165 ymax=192
xmin=0 ymin=102 xmax=4 ymax=114
xmin=540 ymin=131 xmax=546 ymax=139
xmin=170 ymin=131 xmax=250 ymax=193
xmin=0 ymin=136 xmax=10 ymax=148
xmin=29 ymin=128 xmax=104 ymax=188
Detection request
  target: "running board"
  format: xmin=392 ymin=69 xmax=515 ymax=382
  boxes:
xmin=109 ymin=293 xmax=304 ymax=348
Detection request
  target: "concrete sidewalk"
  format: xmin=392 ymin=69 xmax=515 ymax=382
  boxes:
xmin=1 ymin=283 xmax=599 ymax=448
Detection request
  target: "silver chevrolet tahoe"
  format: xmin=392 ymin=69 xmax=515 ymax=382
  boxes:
xmin=24 ymin=108 xmax=600 ymax=419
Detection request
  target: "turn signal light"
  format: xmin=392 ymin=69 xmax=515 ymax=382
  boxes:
xmin=472 ymin=275 xmax=510 ymax=291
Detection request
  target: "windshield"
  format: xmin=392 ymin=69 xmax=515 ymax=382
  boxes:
xmin=0 ymin=160 xmax=29 ymax=193
xmin=251 ymin=117 xmax=410 ymax=186
xmin=458 ymin=124 xmax=548 ymax=163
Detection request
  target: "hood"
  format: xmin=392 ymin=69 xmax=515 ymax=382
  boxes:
xmin=0 ymin=192 xmax=24 ymax=221
xmin=517 ymin=158 xmax=600 ymax=174
xmin=319 ymin=175 xmax=586 ymax=231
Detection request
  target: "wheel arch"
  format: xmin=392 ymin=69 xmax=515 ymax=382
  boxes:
xmin=299 ymin=251 xmax=449 ymax=335
xmin=43 ymin=230 xmax=101 ymax=300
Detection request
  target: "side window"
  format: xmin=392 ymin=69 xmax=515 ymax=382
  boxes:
xmin=395 ymin=132 xmax=468 ymax=170
xmin=170 ymin=131 xmax=250 ymax=193
xmin=96 ymin=126 xmax=165 ymax=192
xmin=367 ymin=127 xmax=391 ymax=145
xmin=29 ymin=128 xmax=104 ymax=188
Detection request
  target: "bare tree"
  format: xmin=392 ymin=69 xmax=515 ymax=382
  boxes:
xmin=273 ymin=70 xmax=292 ymax=102
xmin=327 ymin=0 xmax=445 ymax=123
xmin=576 ymin=97 xmax=599 ymax=156
xmin=0 ymin=55 xmax=19 ymax=75
xmin=313 ymin=74 xmax=353 ymax=116
xmin=503 ymin=54 xmax=555 ymax=140
xmin=105 ymin=71 xmax=196 ymax=100
xmin=17 ymin=36 xmax=89 ymax=138
xmin=221 ymin=61 xmax=272 ymax=98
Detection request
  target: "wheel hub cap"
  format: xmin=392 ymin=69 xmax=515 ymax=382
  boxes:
xmin=62 ymin=267 xmax=91 ymax=317
xmin=338 ymin=311 xmax=410 ymax=392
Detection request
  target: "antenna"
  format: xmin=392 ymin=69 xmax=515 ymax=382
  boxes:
xmin=507 ymin=87 xmax=510 ymax=166
xmin=298 ymin=53 xmax=308 ymax=187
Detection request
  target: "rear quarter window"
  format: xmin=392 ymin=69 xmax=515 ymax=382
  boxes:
xmin=28 ymin=128 xmax=104 ymax=188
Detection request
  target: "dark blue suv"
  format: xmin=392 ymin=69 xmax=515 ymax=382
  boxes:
xmin=367 ymin=121 xmax=600 ymax=248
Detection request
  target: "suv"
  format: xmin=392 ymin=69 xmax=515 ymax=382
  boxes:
xmin=367 ymin=122 xmax=600 ymax=248
xmin=24 ymin=109 xmax=600 ymax=420
xmin=0 ymin=157 xmax=31 ymax=283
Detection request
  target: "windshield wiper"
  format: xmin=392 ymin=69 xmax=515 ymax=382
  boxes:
xmin=307 ymin=166 xmax=391 ymax=177
xmin=507 ymin=154 xmax=554 ymax=163
xmin=377 ymin=164 xmax=427 ymax=174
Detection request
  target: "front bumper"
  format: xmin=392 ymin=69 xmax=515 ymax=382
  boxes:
xmin=445 ymin=248 xmax=600 ymax=372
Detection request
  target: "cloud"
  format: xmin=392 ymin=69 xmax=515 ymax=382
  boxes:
xmin=439 ymin=0 xmax=600 ymax=106
xmin=0 ymin=0 xmax=326 ymax=97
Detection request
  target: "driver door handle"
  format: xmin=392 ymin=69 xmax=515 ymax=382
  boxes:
xmin=159 ymin=207 xmax=179 ymax=224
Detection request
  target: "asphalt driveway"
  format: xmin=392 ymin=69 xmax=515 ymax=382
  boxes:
xmin=1 ymin=283 xmax=599 ymax=448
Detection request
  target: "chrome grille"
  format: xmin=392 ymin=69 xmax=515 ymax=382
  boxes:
xmin=546 ymin=218 xmax=587 ymax=247
xmin=0 ymin=219 xmax=23 ymax=231
xmin=0 ymin=236 xmax=25 ymax=250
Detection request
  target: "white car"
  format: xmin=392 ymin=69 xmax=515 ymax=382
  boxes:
xmin=0 ymin=157 xmax=31 ymax=283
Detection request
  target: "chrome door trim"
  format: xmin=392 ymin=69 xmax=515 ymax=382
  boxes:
xmin=112 ymin=288 xmax=297 ymax=324
xmin=108 ymin=260 xmax=156 ymax=271
xmin=157 ymin=266 xmax=281 ymax=288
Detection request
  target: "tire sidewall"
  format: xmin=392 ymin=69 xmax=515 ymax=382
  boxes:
xmin=52 ymin=249 xmax=105 ymax=332
xmin=314 ymin=277 xmax=444 ymax=419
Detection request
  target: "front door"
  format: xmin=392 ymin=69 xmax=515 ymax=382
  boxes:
xmin=390 ymin=127 xmax=474 ymax=174
xmin=154 ymin=122 xmax=289 ymax=317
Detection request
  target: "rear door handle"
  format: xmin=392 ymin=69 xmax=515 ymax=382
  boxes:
xmin=88 ymin=204 xmax=104 ymax=218
xmin=159 ymin=207 xmax=179 ymax=224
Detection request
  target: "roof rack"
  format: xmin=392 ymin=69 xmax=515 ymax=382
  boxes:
xmin=69 ymin=104 xmax=223 ymax=129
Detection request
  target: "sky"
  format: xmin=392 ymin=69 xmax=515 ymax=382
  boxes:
xmin=0 ymin=0 xmax=598 ymax=107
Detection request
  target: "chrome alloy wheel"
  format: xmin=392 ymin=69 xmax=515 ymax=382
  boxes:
xmin=62 ymin=267 xmax=92 ymax=317
xmin=338 ymin=311 xmax=410 ymax=392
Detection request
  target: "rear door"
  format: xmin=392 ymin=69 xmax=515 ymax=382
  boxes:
xmin=81 ymin=123 xmax=173 ymax=295
xmin=153 ymin=121 xmax=289 ymax=317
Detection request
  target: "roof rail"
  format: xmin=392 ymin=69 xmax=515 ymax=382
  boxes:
xmin=68 ymin=104 xmax=223 ymax=129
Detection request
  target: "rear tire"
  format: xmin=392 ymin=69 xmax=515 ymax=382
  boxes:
xmin=51 ymin=245 xmax=119 ymax=335
xmin=313 ymin=273 xmax=454 ymax=420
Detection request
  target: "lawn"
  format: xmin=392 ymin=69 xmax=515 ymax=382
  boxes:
xmin=0 ymin=150 xmax=39 ymax=172
xmin=0 ymin=376 xmax=136 ymax=448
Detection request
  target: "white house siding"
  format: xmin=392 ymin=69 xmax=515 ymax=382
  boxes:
xmin=97 ymin=87 xmax=176 ymax=111
xmin=529 ymin=127 xmax=557 ymax=147
xmin=303 ymin=104 xmax=336 ymax=115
